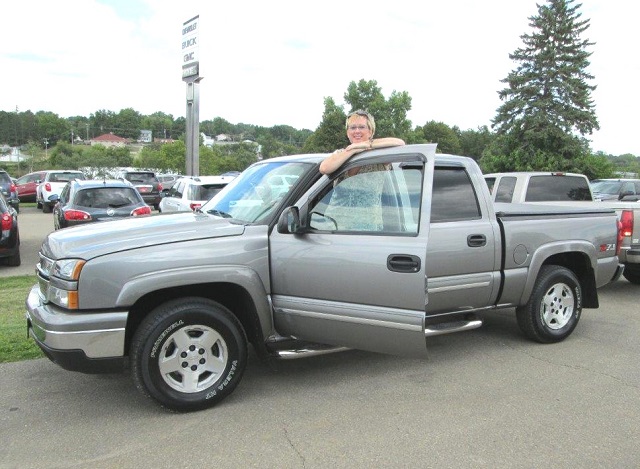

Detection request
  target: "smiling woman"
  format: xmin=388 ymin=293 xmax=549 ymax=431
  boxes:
xmin=319 ymin=110 xmax=405 ymax=175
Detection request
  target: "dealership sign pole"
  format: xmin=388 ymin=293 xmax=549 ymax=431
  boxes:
xmin=182 ymin=15 xmax=201 ymax=176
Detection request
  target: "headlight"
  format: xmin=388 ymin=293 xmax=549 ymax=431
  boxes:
xmin=53 ymin=259 xmax=86 ymax=281
xmin=43 ymin=259 xmax=85 ymax=309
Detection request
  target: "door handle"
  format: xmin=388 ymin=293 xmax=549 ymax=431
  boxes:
xmin=467 ymin=234 xmax=486 ymax=247
xmin=387 ymin=254 xmax=421 ymax=273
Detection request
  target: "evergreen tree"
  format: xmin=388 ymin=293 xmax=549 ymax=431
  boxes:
xmin=485 ymin=0 xmax=598 ymax=171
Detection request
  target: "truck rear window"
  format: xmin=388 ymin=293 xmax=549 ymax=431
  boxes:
xmin=525 ymin=176 xmax=592 ymax=201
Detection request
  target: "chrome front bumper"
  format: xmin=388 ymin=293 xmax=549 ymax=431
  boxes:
xmin=25 ymin=284 xmax=128 ymax=361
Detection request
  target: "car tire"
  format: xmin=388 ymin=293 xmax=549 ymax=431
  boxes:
xmin=622 ymin=264 xmax=640 ymax=284
xmin=42 ymin=202 xmax=52 ymax=213
xmin=515 ymin=265 xmax=582 ymax=343
xmin=130 ymin=297 xmax=248 ymax=412
xmin=6 ymin=232 xmax=21 ymax=267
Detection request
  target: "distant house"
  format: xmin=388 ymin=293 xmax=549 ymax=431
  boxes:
xmin=90 ymin=133 xmax=127 ymax=148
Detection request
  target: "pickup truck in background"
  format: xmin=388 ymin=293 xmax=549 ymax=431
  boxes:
xmin=27 ymin=145 xmax=623 ymax=411
xmin=485 ymin=171 xmax=640 ymax=284
xmin=36 ymin=170 xmax=86 ymax=213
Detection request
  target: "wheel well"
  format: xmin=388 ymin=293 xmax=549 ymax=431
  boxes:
xmin=542 ymin=252 xmax=598 ymax=307
xmin=123 ymin=282 xmax=264 ymax=357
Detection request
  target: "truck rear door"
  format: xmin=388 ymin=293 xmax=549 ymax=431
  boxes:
xmin=269 ymin=146 xmax=436 ymax=357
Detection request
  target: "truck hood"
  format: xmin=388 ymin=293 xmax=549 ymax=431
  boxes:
xmin=42 ymin=212 xmax=245 ymax=260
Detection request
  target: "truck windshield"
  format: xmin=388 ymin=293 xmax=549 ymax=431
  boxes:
xmin=201 ymin=161 xmax=314 ymax=223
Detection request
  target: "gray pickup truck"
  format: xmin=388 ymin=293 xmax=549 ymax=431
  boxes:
xmin=27 ymin=144 xmax=623 ymax=411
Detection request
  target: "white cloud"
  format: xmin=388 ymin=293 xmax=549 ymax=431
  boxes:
xmin=1 ymin=0 xmax=638 ymax=155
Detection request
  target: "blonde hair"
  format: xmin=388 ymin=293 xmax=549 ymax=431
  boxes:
xmin=346 ymin=109 xmax=375 ymax=137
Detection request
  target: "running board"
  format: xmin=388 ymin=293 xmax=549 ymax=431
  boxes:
xmin=274 ymin=345 xmax=350 ymax=360
xmin=424 ymin=318 xmax=483 ymax=337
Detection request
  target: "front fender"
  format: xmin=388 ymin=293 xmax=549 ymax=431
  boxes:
xmin=116 ymin=265 xmax=273 ymax=339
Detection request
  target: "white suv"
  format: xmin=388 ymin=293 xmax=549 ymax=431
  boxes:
xmin=158 ymin=175 xmax=235 ymax=212
xmin=37 ymin=170 xmax=85 ymax=213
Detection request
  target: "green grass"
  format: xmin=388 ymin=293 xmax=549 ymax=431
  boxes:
xmin=0 ymin=275 xmax=44 ymax=363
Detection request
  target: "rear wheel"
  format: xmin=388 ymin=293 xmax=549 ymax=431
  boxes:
xmin=516 ymin=265 xmax=582 ymax=343
xmin=42 ymin=202 xmax=52 ymax=213
xmin=622 ymin=264 xmax=640 ymax=284
xmin=130 ymin=297 xmax=248 ymax=412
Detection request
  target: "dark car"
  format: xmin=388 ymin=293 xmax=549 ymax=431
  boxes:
xmin=14 ymin=170 xmax=47 ymax=203
xmin=116 ymin=170 xmax=164 ymax=210
xmin=0 ymin=170 xmax=20 ymax=213
xmin=590 ymin=178 xmax=640 ymax=201
xmin=0 ymin=192 xmax=20 ymax=266
xmin=51 ymin=179 xmax=152 ymax=230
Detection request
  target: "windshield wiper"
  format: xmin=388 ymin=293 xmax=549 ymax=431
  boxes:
xmin=206 ymin=209 xmax=232 ymax=218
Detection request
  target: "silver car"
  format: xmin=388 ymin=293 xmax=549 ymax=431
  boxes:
xmin=158 ymin=175 xmax=235 ymax=212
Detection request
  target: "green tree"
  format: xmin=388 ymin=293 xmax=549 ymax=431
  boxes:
xmin=302 ymin=97 xmax=348 ymax=153
xmin=115 ymin=108 xmax=142 ymax=140
xmin=415 ymin=121 xmax=461 ymax=154
xmin=90 ymin=110 xmax=117 ymax=137
xmin=485 ymin=0 xmax=598 ymax=171
xmin=458 ymin=126 xmax=495 ymax=160
xmin=35 ymin=111 xmax=71 ymax=146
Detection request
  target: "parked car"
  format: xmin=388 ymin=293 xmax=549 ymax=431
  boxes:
xmin=0 ymin=170 xmax=20 ymax=213
xmin=15 ymin=170 xmax=47 ymax=203
xmin=0 ymin=192 xmax=20 ymax=266
xmin=50 ymin=179 xmax=152 ymax=230
xmin=590 ymin=178 xmax=640 ymax=201
xmin=158 ymin=175 xmax=235 ymax=212
xmin=37 ymin=170 xmax=86 ymax=213
xmin=157 ymin=174 xmax=183 ymax=192
xmin=116 ymin=170 xmax=163 ymax=210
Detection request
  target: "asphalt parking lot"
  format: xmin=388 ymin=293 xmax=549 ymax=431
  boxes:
xmin=2 ymin=205 xmax=639 ymax=467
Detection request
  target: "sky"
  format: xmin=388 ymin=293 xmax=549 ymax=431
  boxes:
xmin=1 ymin=0 xmax=638 ymax=156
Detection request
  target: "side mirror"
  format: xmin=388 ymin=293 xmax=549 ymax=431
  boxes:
xmin=48 ymin=194 xmax=60 ymax=203
xmin=277 ymin=206 xmax=304 ymax=234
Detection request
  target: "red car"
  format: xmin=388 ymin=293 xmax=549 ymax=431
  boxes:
xmin=15 ymin=171 xmax=47 ymax=203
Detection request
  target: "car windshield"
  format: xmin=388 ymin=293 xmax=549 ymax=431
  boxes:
xmin=75 ymin=187 xmax=141 ymax=208
xmin=125 ymin=173 xmax=155 ymax=183
xmin=50 ymin=172 xmax=84 ymax=183
xmin=201 ymin=161 xmax=313 ymax=223
xmin=590 ymin=181 xmax=622 ymax=195
xmin=190 ymin=184 xmax=227 ymax=201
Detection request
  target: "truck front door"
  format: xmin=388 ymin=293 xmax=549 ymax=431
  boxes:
xmin=270 ymin=148 xmax=435 ymax=356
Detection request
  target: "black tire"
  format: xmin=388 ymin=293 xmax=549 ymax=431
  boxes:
xmin=622 ymin=264 xmax=640 ymax=285
xmin=6 ymin=231 xmax=20 ymax=267
xmin=42 ymin=202 xmax=52 ymax=213
xmin=130 ymin=297 xmax=247 ymax=412
xmin=516 ymin=265 xmax=582 ymax=343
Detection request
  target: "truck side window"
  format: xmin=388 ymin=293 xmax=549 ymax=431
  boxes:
xmin=431 ymin=167 xmax=481 ymax=222
xmin=309 ymin=163 xmax=423 ymax=235
xmin=495 ymin=176 xmax=517 ymax=203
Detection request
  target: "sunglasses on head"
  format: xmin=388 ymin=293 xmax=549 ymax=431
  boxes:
xmin=348 ymin=110 xmax=372 ymax=119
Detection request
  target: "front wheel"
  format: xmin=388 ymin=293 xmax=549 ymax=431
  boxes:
xmin=130 ymin=297 xmax=248 ymax=412
xmin=516 ymin=265 xmax=582 ymax=343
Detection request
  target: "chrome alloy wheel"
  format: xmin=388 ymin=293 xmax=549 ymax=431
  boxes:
xmin=540 ymin=282 xmax=574 ymax=330
xmin=158 ymin=325 xmax=229 ymax=393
